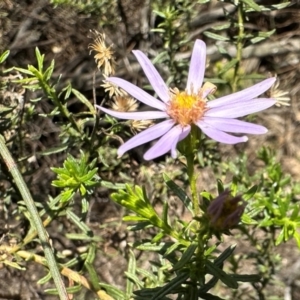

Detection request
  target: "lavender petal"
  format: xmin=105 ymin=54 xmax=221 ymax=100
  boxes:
xmin=107 ymin=77 xmax=166 ymax=110
xmin=186 ymin=40 xmax=206 ymax=94
xmin=97 ymin=105 xmax=168 ymax=120
xmin=133 ymin=50 xmax=170 ymax=103
xmin=171 ymin=125 xmax=191 ymax=158
xmin=208 ymin=78 xmax=276 ymax=108
xmin=143 ymin=124 xmax=185 ymax=160
xmin=118 ymin=119 xmax=175 ymax=156
xmin=205 ymin=98 xmax=276 ymax=118
xmin=200 ymin=117 xmax=268 ymax=134
xmin=197 ymin=123 xmax=248 ymax=144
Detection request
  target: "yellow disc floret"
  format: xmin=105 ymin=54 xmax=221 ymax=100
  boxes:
xmin=167 ymin=88 xmax=207 ymax=126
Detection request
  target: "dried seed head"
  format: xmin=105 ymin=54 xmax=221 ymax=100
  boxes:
xmin=101 ymin=78 xmax=126 ymax=98
xmin=130 ymin=120 xmax=153 ymax=133
xmin=88 ymin=30 xmax=116 ymax=76
xmin=266 ymin=75 xmax=290 ymax=107
xmin=111 ymin=95 xmax=139 ymax=112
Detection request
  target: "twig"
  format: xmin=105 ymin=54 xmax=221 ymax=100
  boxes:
xmin=0 ymin=135 xmax=69 ymax=300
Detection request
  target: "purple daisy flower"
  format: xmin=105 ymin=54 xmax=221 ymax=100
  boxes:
xmin=96 ymin=40 xmax=276 ymax=160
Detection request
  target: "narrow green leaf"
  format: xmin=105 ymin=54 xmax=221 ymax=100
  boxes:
xmin=250 ymin=29 xmax=276 ymax=44
xmin=0 ymin=50 xmax=10 ymax=64
xmin=241 ymin=0 xmax=261 ymax=11
xmin=198 ymin=276 xmax=219 ymax=294
xmin=72 ymin=88 xmax=96 ymax=114
xmin=164 ymin=242 xmax=181 ymax=256
xmin=37 ymin=272 xmax=52 ymax=284
xmin=43 ymin=59 xmax=55 ymax=81
xmin=163 ymin=173 xmax=193 ymax=214
xmin=172 ymin=243 xmax=197 ymax=271
xmin=243 ymin=185 xmax=258 ymax=201
xmin=162 ymin=201 xmax=169 ymax=226
xmin=39 ymin=144 xmax=68 ymax=156
xmin=271 ymin=3 xmax=290 ymax=9
xmin=275 ymin=229 xmax=284 ymax=246
xmin=35 ymin=47 xmax=44 ymax=72
xmin=205 ymin=260 xmax=238 ymax=289
xmin=45 ymin=285 xmax=82 ymax=294
xmin=127 ymin=221 xmax=153 ymax=231
xmin=85 ymin=261 xmax=101 ymax=291
xmin=204 ymin=245 xmax=217 ymax=257
xmin=241 ymin=213 xmax=258 ymax=225
xmin=214 ymin=244 xmax=236 ymax=267
xmin=126 ymin=250 xmax=136 ymax=295
xmin=203 ymin=31 xmax=230 ymax=41
xmin=65 ymin=233 xmax=101 ymax=242
xmin=211 ymin=23 xmax=231 ymax=31
xmin=151 ymin=272 xmax=189 ymax=299
xmin=136 ymin=268 xmax=156 ymax=281
xmin=13 ymin=67 xmax=34 ymax=76
xmin=152 ymin=50 xmax=168 ymax=64
xmin=198 ymin=292 xmax=226 ymax=300
xmin=100 ymin=180 xmax=126 ymax=190
xmin=98 ymin=283 xmax=126 ymax=298
xmin=3 ymin=260 xmax=26 ymax=271
xmin=60 ymin=189 xmax=75 ymax=202
xmin=218 ymin=59 xmax=238 ymax=76
xmin=123 ymin=215 xmax=148 ymax=222
xmin=134 ymin=242 xmax=165 ymax=252
xmin=151 ymin=231 xmax=165 ymax=243
xmin=231 ymin=273 xmax=260 ymax=283
xmin=66 ymin=210 xmax=92 ymax=235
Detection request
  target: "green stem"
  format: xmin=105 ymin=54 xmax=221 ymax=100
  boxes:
xmin=186 ymin=126 xmax=200 ymax=216
xmin=33 ymin=69 xmax=82 ymax=135
xmin=0 ymin=135 xmax=68 ymax=300
xmin=232 ymin=1 xmax=245 ymax=92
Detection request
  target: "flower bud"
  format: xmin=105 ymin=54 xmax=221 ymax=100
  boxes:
xmin=207 ymin=190 xmax=246 ymax=230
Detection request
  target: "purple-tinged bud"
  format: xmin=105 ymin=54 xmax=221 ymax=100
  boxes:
xmin=207 ymin=190 xmax=246 ymax=230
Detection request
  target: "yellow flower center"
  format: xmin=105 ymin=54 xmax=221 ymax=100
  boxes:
xmin=167 ymin=88 xmax=207 ymax=126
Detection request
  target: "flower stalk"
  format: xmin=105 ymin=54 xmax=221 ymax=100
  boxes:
xmin=0 ymin=135 xmax=68 ymax=300
xmin=185 ymin=125 xmax=201 ymax=216
xmin=233 ymin=1 xmax=245 ymax=92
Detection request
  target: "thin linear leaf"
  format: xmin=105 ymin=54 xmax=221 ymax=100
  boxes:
xmin=198 ymin=292 xmax=226 ymax=300
xmin=241 ymin=0 xmax=261 ymax=11
xmin=172 ymin=243 xmax=197 ymax=271
xmin=150 ymin=272 xmax=189 ymax=299
xmin=151 ymin=231 xmax=165 ymax=243
xmin=125 ymin=272 xmax=144 ymax=289
xmin=231 ymin=274 xmax=260 ymax=283
xmin=164 ymin=242 xmax=181 ymax=256
xmin=203 ymin=31 xmax=230 ymax=41
xmin=98 ymin=283 xmax=126 ymax=299
xmin=39 ymin=144 xmax=68 ymax=156
xmin=198 ymin=276 xmax=219 ymax=293
xmin=45 ymin=285 xmax=82 ymax=295
xmin=134 ymin=242 xmax=166 ymax=252
xmin=126 ymin=250 xmax=137 ymax=295
xmin=214 ymin=244 xmax=236 ymax=267
xmin=37 ymin=272 xmax=52 ymax=285
xmin=72 ymin=88 xmax=96 ymax=114
xmin=66 ymin=210 xmax=92 ymax=235
xmin=218 ymin=59 xmax=238 ymax=76
xmin=163 ymin=173 xmax=193 ymax=214
xmin=0 ymin=50 xmax=10 ymax=64
xmin=205 ymin=260 xmax=238 ymax=289
xmin=35 ymin=47 xmax=44 ymax=72
xmin=85 ymin=262 xmax=101 ymax=291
